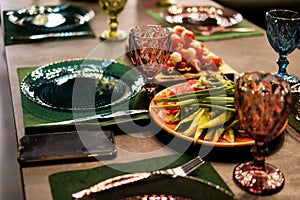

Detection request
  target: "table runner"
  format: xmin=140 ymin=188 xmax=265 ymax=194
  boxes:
xmin=3 ymin=7 xmax=96 ymax=46
xmin=146 ymin=10 xmax=264 ymax=41
xmin=49 ymin=154 xmax=234 ymax=200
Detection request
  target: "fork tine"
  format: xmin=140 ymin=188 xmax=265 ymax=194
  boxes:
xmin=181 ymin=156 xmax=205 ymax=175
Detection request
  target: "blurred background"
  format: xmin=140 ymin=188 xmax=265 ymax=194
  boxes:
xmin=214 ymin=0 xmax=300 ymax=29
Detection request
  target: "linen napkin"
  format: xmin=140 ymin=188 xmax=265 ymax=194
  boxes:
xmin=17 ymin=63 xmax=149 ymax=134
xmin=3 ymin=5 xmax=96 ymax=46
xmin=146 ymin=10 xmax=264 ymax=41
xmin=49 ymin=154 xmax=234 ymax=200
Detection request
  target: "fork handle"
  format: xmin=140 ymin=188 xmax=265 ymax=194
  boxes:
xmin=72 ymin=172 xmax=152 ymax=199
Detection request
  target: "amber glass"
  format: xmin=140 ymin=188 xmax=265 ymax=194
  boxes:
xmin=98 ymin=0 xmax=127 ymax=41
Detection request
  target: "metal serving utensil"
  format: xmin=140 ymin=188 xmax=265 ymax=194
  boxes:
xmin=72 ymin=156 xmax=205 ymax=199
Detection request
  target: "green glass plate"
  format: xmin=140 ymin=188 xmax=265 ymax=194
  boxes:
xmin=20 ymin=59 xmax=144 ymax=111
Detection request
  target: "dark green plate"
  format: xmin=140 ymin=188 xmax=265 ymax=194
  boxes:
xmin=77 ymin=174 xmax=236 ymax=200
xmin=7 ymin=5 xmax=94 ymax=32
xmin=20 ymin=59 xmax=144 ymax=111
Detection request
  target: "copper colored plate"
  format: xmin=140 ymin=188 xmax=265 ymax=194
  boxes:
xmin=162 ymin=5 xmax=243 ymax=28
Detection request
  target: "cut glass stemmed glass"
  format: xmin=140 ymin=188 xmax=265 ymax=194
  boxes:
xmin=265 ymin=9 xmax=300 ymax=84
xmin=233 ymin=72 xmax=291 ymax=195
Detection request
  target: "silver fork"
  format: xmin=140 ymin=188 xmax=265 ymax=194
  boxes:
xmin=72 ymin=156 xmax=205 ymax=199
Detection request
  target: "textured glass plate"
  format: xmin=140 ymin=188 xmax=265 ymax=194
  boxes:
xmin=7 ymin=5 xmax=94 ymax=32
xmin=79 ymin=174 xmax=236 ymax=200
xmin=21 ymin=59 xmax=144 ymax=111
xmin=162 ymin=5 xmax=243 ymax=28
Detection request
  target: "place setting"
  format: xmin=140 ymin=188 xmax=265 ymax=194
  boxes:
xmin=146 ymin=2 xmax=264 ymax=41
xmin=49 ymin=154 xmax=236 ymax=200
xmin=17 ymin=58 xmax=149 ymax=163
xmin=3 ymin=3 xmax=96 ymax=45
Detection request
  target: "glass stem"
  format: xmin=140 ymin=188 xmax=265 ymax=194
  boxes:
xmin=252 ymin=141 xmax=268 ymax=171
xmin=276 ymin=54 xmax=289 ymax=76
xmin=109 ymin=15 xmax=119 ymax=37
xmin=143 ymin=83 xmax=158 ymax=101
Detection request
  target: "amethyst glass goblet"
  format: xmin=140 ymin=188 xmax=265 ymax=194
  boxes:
xmin=129 ymin=25 xmax=171 ymax=100
xmin=233 ymin=72 xmax=291 ymax=195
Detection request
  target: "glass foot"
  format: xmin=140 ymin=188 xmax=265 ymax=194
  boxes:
xmin=143 ymin=83 xmax=159 ymax=101
xmin=100 ymin=30 xmax=128 ymax=41
xmin=276 ymin=72 xmax=299 ymax=85
xmin=233 ymin=161 xmax=285 ymax=195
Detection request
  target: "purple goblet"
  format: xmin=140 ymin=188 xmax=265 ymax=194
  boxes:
xmin=129 ymin=25 xmax=171 ymax=100
xmin=233 ymin=72 xmax=291 ymax=195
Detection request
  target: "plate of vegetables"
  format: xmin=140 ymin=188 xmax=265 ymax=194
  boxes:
xmin=150 ymin=71 xmax=286 ymax=147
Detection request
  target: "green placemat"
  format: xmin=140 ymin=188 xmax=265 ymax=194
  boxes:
xmin=146 ymin=9 xmax=264 ymax=41
xmin=288 ymin=115 xmax=300 ymax=142
xmin=288 ymin=115 xmax=300 ymax=132
xmin=49 ymin=154 xmax=234 ymax=200
xmin=3 ymin=6 xmax=96 ymax=45
xmin=17 ymin=62 xmax=149 ymax=134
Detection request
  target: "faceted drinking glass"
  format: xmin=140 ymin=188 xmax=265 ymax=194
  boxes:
xmin=98 ymin=0 xmax=127 ymax=41
xmin=266 ymin=9 xmax=300 ymax=84
xmin=128 ymin=25 xmax=171 ymax=100
xmin=233 ymin=72 xmax=291 ymax=195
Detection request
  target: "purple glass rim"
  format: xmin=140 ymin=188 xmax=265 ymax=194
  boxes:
xmin=129 ymin=24 xmax=171 ymax=39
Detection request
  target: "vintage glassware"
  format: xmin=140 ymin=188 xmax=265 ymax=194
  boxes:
xmin=265 ymin=9 xmax=300 ymax=84
xmin=128 ymin=25 xmax=171 ymax=100
xmin=98 ymin=0 xmax=127 ymax=41
xmin=233 ymin=72 xmax=291 ymax=195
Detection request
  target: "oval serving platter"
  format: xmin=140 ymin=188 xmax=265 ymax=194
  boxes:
xmin=162 ymin=5 xmax=243 ymax=28
xmin=150 ymin=82 xmax=287 ymax=147
xmin=20 ymin=59 xmax=144 ymax=111
xmin=7 ymin=5 xmax=94 ymax=32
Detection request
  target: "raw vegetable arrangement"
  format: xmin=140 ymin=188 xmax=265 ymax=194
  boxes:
xmin=151 ymin=71 xmax=251 ymax=144
xmin=162 ymin=25 xmax=223 ymax=75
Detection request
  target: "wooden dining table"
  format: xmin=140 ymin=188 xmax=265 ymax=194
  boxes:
xmin=1 ymin=0 xmax=300 ymax=199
